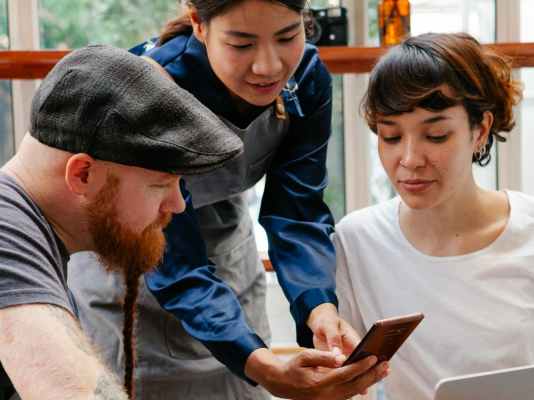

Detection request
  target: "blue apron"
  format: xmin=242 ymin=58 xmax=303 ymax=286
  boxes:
xmin=68 ymin=105 xmax=289 ymax=399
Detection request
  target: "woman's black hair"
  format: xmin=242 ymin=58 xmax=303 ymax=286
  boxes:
xmin=158 ymin=0 xmax=311 ymax=46
xmin=362 ymin=32 xmax=523 ymax=166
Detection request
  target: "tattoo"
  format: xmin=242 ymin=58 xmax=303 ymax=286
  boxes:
xmin=95 ymin=375 xmax=127 ymax=400
xmin=45 ymin=304 xmax=93 ymax=356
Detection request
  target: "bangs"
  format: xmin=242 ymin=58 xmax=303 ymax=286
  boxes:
xmin=363 ymin=44 xmax=465 ymax=132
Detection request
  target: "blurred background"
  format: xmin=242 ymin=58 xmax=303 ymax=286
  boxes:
xmin=1 ymin=1 xmax=533 ymax=398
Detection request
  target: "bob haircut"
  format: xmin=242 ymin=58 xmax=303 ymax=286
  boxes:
xmin=361 ymin=32 xmax=523 ymax=166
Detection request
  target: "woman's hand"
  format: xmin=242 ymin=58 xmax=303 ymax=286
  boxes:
xmin=306 ymin=303 xmax=361 ymax=357
xmin=244 ymin=348 xmax=389 ymax=400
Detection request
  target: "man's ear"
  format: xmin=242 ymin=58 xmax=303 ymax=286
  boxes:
xmin=474 ymin=111 xmax=494 ymax=151
xmin=65 ymin=154 xmax=106 ymax=198
xmin=189 ymin=6 xmax=207 ymax=44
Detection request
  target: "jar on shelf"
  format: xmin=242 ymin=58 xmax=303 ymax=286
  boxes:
xmin=378 ymin=0 xmax=411 ymax=45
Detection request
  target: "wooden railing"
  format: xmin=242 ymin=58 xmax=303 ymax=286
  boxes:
xmin=1 ymin=43 xmax=534 ymax=80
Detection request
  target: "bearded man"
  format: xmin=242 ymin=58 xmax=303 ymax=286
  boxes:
xmin=0 ymin=45 xmax=243 ymax=400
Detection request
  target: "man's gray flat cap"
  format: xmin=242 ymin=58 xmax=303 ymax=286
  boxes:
xmin=29 ymin=45 xmax=243 ymax=175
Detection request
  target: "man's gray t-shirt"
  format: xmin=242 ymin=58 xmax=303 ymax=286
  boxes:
xmin=0 ymin=171 xmax=75 ymax=400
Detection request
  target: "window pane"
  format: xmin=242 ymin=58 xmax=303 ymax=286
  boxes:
xmin=410 ymin=0 xmax=495 ymax=44
xmin=324 ymin=75 xmax=346 ymax=223
xmin=0 ymin=0 xmax=14 ymax=167
xmin=520 ymin=0 xmax=534 ymax=195
xmin=39 ymin=0 xmax=177 ymax=49
xmin=306 ymin=0 xmax=347 ymax=221
xmin=0 ymin=0 xmax=7 ymax=49
xmin=309 ymin=0 xmax=341 ymax=7
xmin=368 ymin=0 xmax=497 ymax=205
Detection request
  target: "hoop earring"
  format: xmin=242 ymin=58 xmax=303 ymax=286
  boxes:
xmin=474 ymin=146 xmax=486 ymax=161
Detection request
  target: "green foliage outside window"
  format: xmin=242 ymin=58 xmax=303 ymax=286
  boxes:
xmin=0 ymin=0 xmax=7 ymax=50
xmin=0 ymin=0 xmax=14 ymax=167
xmin=40 ymin=0 xmax=177 ymax=49
xmin=308 ymin=0 xmax=340 ymax=7
xmin=324 ymin=75 xmax=345 ymax=222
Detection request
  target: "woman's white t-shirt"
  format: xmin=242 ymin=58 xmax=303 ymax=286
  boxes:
xmin=334 ymin=190 xmax=534 ymax=400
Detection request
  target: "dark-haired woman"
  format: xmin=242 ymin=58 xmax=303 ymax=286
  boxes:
xmin=68 ymin=0 xmax=388 ymax=399
xmin=334 ymin=32 xmax=534 ymax=400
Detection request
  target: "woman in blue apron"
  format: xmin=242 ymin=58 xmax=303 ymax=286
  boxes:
xmin=68 ymin=0 xmax=388 ymax=398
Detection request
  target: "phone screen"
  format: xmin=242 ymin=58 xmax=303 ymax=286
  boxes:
xmin=344 ymin=313 xmax=425 ymax=366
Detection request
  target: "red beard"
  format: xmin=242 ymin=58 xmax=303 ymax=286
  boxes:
xmin=86 ymin=172 xmax=172 ymax=277
xmin=86 ymin=172 xmax=173 ymax=398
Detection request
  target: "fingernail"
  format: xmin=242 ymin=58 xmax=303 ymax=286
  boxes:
xmin=368 ymin=356 xmax=377 ymax=366
xmin=333 ymin=346 xmax=341 ymax=354
xmin=335 ymin=355 xmax=345 ymax=366
xmin=382 ymin=370 xmax=390 ymax=379
xmin=382 ymin=362 xmax=390 ymax=371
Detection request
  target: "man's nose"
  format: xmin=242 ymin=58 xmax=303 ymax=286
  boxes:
xmin=161 ymin=184 xmax=186 ymax=214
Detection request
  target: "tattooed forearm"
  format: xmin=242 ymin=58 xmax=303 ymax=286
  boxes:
xmin=95 ymin=374 xmax=127 ymax=400
xmin=44 ymin=304 xmax=93 ymax=355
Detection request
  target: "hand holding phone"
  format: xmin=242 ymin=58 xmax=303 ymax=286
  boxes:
xmin=344 ymin=312 xmax=425 ymax=366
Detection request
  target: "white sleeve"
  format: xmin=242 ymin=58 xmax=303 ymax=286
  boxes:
xmin=333 ymin=230 xmax=367 ymax=338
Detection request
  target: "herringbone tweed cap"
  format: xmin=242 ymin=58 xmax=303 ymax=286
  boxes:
xmin=29 ymin=45 xmax=243 ymax=175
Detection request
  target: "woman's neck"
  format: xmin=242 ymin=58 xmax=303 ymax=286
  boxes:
xmin=398 ymin=180 xmax=510 ymax=257
xmin=229 ymin=90 xmax=256 ymax=118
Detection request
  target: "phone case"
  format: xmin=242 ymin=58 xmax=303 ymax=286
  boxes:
xmin=344 ymin=312 xmax=425 ymax=365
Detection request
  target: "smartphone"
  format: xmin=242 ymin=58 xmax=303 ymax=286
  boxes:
xmin=344 ymin=313 xmax=425 ymax=366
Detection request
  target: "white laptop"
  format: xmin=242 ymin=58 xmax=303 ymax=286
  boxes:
xmin=433 ymin=365 xmax=534 ymax=400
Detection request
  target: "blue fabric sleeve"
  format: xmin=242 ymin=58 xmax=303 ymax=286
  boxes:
xmin=259 ymin=49 xmax=338 ymax=348
xmin=144 ymin=180 xmax=267 ymax=386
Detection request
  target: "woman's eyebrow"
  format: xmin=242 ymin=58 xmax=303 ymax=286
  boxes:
xmin=377 ymin=115 xmax=452 ymax=126
xmin=377 ymin=119 xmax=397 ymax=126
xmin=421 ymin=116 xmax=451 ymax=125
xmin=274 ymin=22 xmax=302 ymax=36
xmin=224 ymin=22 xmax=302 ymax=38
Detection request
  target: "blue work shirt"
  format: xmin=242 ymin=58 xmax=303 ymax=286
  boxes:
xmin=131 ymin=32 xmax=338 ymax=384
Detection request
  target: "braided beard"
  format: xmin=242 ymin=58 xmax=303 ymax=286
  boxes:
xmin=86 ymin=172 xmax=172 ymax=398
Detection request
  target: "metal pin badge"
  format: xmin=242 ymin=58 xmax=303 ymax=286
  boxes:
xmin=275 ymin=96 xmax=286 ymax=120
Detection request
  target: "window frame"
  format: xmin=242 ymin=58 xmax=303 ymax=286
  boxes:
xmin=7 ymin=0 xmax=40 ymax=151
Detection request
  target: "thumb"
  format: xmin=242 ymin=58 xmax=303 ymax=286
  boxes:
xmin=297 ymin=349 xmax=347 ymax=369
xmin=322 ymin=321 xmax=343 ymax=355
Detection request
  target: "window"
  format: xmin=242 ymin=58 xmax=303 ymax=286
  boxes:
xmin=0 ymin=0 xmax=14 ymax=167
xmin=39 ymin=0 xmax=177 ymax=49
xmin=521 ymin=0 xmax=534 ymax=196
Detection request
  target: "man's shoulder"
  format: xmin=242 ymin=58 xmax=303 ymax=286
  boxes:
xmin=0 ymin=171 xmax=58 ymax=263
xmin=0 ymin=172 xmax=73 ymax=315
xmin=0 ymin=172 xmax=44 ymax=228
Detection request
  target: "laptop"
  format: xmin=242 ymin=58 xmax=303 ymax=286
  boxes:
xmin=434 ymin=365 xmax=534 ymax=400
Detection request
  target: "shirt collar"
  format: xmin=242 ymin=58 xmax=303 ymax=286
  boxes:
xmin=280 ymin=76 xmax=305 ymax=118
